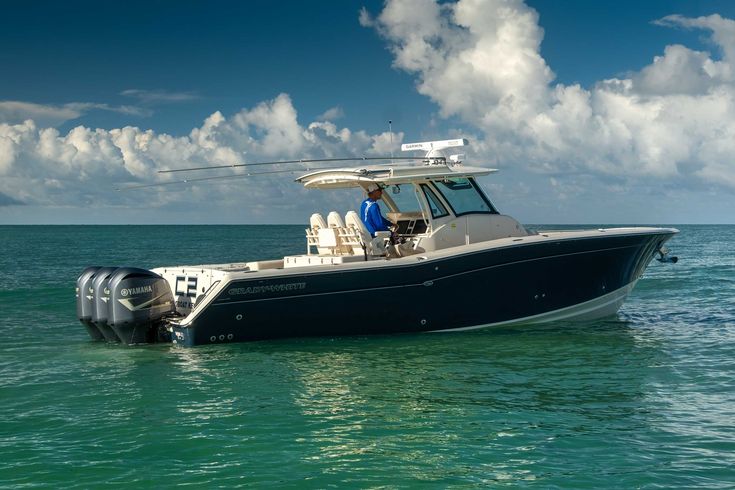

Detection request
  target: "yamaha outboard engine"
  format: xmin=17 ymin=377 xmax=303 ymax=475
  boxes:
xmin=91 ymin=267 xmax=121 ymax=342
xmin=108 ymin=268 xmax=175 ymax=344
xmin=76 ymin=266 xmax=105 ymax=341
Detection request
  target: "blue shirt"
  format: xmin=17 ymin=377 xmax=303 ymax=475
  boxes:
xmin=360 ymin=198 xmax=392 ymax=237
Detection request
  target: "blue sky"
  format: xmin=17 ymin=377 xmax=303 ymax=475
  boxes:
xmin=1 ymin=0 xmax=735 ymax=224
xmin=0 ymin=0 xmax=427 ymax=135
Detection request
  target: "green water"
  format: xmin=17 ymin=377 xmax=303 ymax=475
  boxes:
xmin=0 ymin=225 xmax=734 ymax=487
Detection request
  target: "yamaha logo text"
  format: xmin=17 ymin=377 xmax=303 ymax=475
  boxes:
xmin=120 ymin=285 xmax=154 ymax=297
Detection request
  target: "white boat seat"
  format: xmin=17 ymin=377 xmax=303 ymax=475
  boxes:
xmin=343 ymin=211 xmax=373 ymax=256
xmin=327 ymin=211 xmax=353 ymax=255
xmin=310 ymin=213 xmax=328 ymax=230
xmin=306 ymin=213 xmax=332 ymax=255
xmin=327 ymin=211 xmax=345 ymax=229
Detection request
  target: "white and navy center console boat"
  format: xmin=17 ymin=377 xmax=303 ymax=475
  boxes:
xmin=75 ymin=138 xmax=678 ymax=346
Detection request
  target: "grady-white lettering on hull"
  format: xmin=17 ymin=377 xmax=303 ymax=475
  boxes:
xmin=227 ymin=282 xmax=306 ymax=296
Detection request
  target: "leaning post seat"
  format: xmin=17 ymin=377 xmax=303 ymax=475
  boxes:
xmin=343 ymin=211 xmax=373 ymax=256
xmin=327 ymin=211 xmax=353 ymax=255
xmin=309 ymin=213 xmax=328 ymax=231
xmin=327 ymin=211 xmax=345 ymax=229
xmin=306 ymin=213 xmax=330 ymax=255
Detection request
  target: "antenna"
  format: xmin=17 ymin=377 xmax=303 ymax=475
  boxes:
xmin=400 ymin=138 xmax=469 ymax=153
xmin=400 ymin=138 xmax=470 ymax=165
xmin=389 ymin=120 xmax=393 ymax=163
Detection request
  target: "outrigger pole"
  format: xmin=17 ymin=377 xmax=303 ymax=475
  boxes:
xmin=116 ymin=160 xmax=416 ymax=191
xmin=118 ymin=141 xmax=468 ymax=191
xmin=158 ymin=156 xmax=419 ymax=174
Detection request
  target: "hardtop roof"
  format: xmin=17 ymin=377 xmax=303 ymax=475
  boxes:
xmin=295 ymin=163 xmax=497 ymax=189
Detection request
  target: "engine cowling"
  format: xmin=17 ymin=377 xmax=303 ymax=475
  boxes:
xmin=90 ymin=267 xmax=121 ymax=342
xmin=76 ymin=266 xmax=105 ymax=341
xmin=108 ymin=268 xmax=175 ymax=344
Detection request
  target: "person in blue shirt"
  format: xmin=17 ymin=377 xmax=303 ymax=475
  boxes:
xmin=360 ymin=183 xmax=393 ymax=237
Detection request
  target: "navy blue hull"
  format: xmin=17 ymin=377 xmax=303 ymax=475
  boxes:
xmin=172 ymin=232 xmax=671 ymax=346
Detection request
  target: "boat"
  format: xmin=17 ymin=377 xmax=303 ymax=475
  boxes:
xmin=75 ymin=138 xmax=678 ymax=346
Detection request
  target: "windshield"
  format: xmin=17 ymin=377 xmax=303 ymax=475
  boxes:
xmin=434 ymin=178 xmax=497 ymax=216
xmin=420 ymin=184 xmax=449 ymax=219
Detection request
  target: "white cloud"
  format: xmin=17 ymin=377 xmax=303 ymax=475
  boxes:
xmin=316 ymin=106 xmax=345 ymax=121
xmin=0 ymin=100 xmax=151 ymax=127
xmin=633 ymin=44 xmax=717 ymax=95
xmin=120 ymin=89 xmax=199 ymax=104
xmin=0 ymin=94 xmax=403 ymax=216
xmin=655 ymin=14 xmax=735 ymax=68
xmin=370 ymin=0 xmax=552 ymax=124
xmin=365 ymin=0 xmax=735 ymax=194
xmin=0 ymin=101 xmax=81 ymax=127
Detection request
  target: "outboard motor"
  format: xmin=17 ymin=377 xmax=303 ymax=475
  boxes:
xmin=76 ymin=266 xmax=105 ymax=341
xmin=91 ymin=267 xmax=121 ymax=342
xmin=108 ymin=267 xmax=175 ymax=344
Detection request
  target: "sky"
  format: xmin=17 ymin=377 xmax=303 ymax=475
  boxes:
xmin=1 ymin=0 xmax=735 ymax=224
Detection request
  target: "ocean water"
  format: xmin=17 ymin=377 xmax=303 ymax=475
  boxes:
xmin=0 ymin=224 xmax=733 ymax=488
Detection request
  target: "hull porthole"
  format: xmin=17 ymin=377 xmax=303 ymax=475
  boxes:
xmin=210 ymin=336 xmax=216 ymax=342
